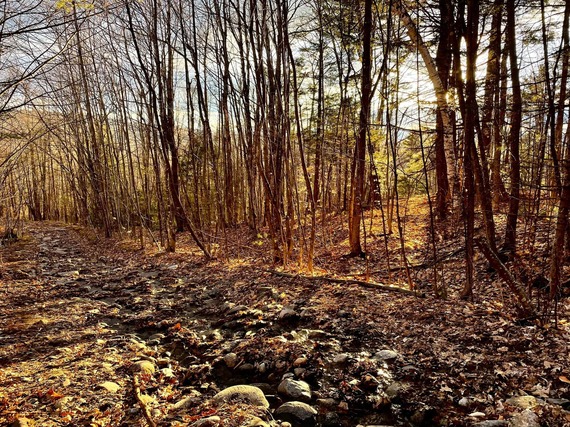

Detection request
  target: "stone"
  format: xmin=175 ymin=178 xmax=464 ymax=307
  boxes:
xmin=374 ymin=350 xmax=399 ymax=361
xmin=474 ymin=422 xmax=508 ymax=427
xmin=274 ymin=401 xmax=317 ymax=427
xmin=385 ymin=382 xmax=407 ymax=402
xmin=238 ymin=363 xmax=255 ymax=373
xmin=360 ymin=373 xmax=380 ymax=391
xmin=224 ymin=353 xmax=238 ymax=368
xmin=192 ymin=416 xmax=221 ymax=427
xmin=131 ymin=360 xmax=155 ymax=375
xmin=248 ymin=416 xmax=271 ymax=427
xmin=333 ymin=353 xmax=349 ymax=365
xmin=213 ymin=385 xmax=269 ymax=408
xmin=458 ymin=397 xmax=470 ymax=407
xmin=98 ymin=381 xmax=121 ymax=393
xmin=250 ymin=383 xmax=273 ymax=395
xmin=278 ymin=378 xmax=312 ymax=402
xmin=293 ymin=368 xmax=306 ymax=378
xmin=172 ymin=390 xmax=202 ymax=410
xmin=275 ymin=360 xmax=288 ymax=371
xmin=316 ymin=398 xmax=338 ymax=408
xmin=505 ymin=396 xmax=538 ymax=410
xmin=278 ymin=306 xmax=299 ymax=321
xmin=147 ymin=333 xmax=165 ymax=343
xmin=293 ymin=357 xmax=307 ymax=367
xmin=509 ymin=409 xmax=540 ymax=427
xmin=307 ymin=330 xmax=328 ymax=340
xmin=322 ymin=412 xmax=342 ymax=427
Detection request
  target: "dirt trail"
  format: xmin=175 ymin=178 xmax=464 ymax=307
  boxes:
xmin=0 ymin=223 xmax=182 ymax=425
xmin=1 ymin=223 xmax=570 ymax=427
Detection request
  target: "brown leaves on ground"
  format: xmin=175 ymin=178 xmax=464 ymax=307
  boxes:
xmin=0 ymin=213 xmax=569 ymax=426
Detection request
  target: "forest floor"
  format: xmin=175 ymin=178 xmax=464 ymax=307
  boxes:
xmin=1 ymin=206 xmax=570 ymax=426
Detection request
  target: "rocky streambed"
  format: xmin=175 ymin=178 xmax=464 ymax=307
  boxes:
xmin=2 ymin=223 xmax=569 ymax=426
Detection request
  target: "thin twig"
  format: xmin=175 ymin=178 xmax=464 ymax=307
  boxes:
xmin=133 ymin=374 xmax=157 ymax=427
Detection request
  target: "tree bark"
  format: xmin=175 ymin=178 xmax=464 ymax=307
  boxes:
xmin=503 ymin=0 xmax=522 ymax=253
xmin=392 ymin=0 xmax=457 ymax=210
xmin=348 ymin=0 xmax=372 ymax=257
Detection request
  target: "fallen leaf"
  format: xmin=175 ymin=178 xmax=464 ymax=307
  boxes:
xmin=47 ymin=388 xmax=64 ymax=400
xmin=559 ymin=376 xmax=570 ymax=384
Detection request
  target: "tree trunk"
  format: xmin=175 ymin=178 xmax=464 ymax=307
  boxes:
xmin=393 ymin=0 xmax=457 ymax=211
xmin=348 ymin=0 xmax=372 ymax=257
xmin=503 ymin=0 xmax=522 ymax=253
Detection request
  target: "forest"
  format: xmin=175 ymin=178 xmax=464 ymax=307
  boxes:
xmin=1 ymin=0 xmax=570 ymax=426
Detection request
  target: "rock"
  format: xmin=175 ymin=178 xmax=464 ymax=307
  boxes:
xmin=360 ymin=373 xmax=380 ymax=391
xmin=307 ymin=329 xmax=327 ymax=340
xmin=192 ymin=416 xmax=221 ymax=427
xmin=374 ymin=349 xmax=399 ymax=361
xmin=11 ymin=418 xmax=35 ymax=427
xmin=207 ymin=329 xmax=223 ymax=341
xmin=147 ymin=333 xmax=165 ymax=343
xmin=248 ymin=416 xmax=271 ymax=426
xmin=224 ymin=353 xmax=238 ymax=368
xmin=385 ymin=382 xmax=407 ymax=402
xmin=213 ymin=385 xmax=269 ymax=408
xmin=409 ymin=403 xmax=435 ymax=425
xmin=274 ymin=401 xmax=317 ymax=427
xmin=400 ymin=365 xmax=419 ymax=378
xmin=474 ymin=421 xmax=509 ymax=427
xmin=508 ymin=409 xmax=540 ymax=427
xmin=97 ymin=381 xmax=121 ymax=393
xmin=293 ymin=357 xmax=307 ymax=367
xmin=367 ymin=394 xmax=390 ymax=409
xmin=172 ymin=390 xmax=202 ymax=410
xmin=250 ymin=383 xmax=273 ymax=395
xmin=333 ymin=353 xmax=349 ymax=365
xmin=316 ymin=398 xmax=338 ymax=408
xmin=505 ymin=396 xmax=538 ymax=410
xmin=238 ymin=363 xmax=255 ymax=373
xmin=275 ymin=360 xmax=288 ymax=371
xmin=131 ymin=360 xmax=155 ymax=375
xmin=278 ymin=378 xmax=312 ymax=402
xmin=278 ymin=306 xmax=299 ymax=321
xmin=322 ymin=412 xmax=342 ymax=427
xmin=458 ymin=397 xmax=470 ymax=407
xmin=293 ymin=368 xmax=306 ymax=378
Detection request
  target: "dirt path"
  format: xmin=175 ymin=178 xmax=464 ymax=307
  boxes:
xmin=0 ymin=223 xmax=181 ymax=425
xmin=1 ymin=223 xmax=570 ymax=427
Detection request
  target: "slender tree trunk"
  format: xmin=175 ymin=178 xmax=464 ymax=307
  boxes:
xmin=503 ymin=0 xmax=522 ymax=253
xmin=434 ymin=0 xmax=453 ymax=219
xmin=348 ymin=0 xmax=372 ymax=257
xmin=393 ymin=0 xmax=457 ymax=211
xmin=460 ymin=0 xmax=478 ymax=299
